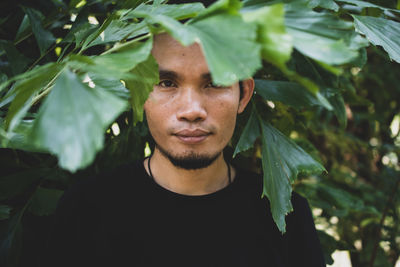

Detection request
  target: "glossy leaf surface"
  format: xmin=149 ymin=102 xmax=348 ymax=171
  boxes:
xmin=30 ymin=69 xmax=127 ymax=172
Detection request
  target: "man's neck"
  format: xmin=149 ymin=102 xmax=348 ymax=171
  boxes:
xmin=144 ymin=149 xmax=234 ymax=196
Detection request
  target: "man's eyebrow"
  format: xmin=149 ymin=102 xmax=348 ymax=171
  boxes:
xmin=159 ymin=70 xmax=179 ymax=79
xmin=201 ymin=73 xmax=212 ymax=81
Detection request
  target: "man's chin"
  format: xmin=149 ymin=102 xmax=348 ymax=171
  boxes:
xmin=155 ymin=145 xmax=221 ymax=170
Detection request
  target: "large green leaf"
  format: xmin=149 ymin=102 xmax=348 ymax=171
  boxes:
xmin=4 ymin=63 xmax=63 ymax=132
xmin=132 ymin=3 xmax=261 ymax=85
xmin=67 ymin=38 xmax=153 ymax=80
xmin=23 ymin=7 xmax=55 ymax=55
xmin=242 ymin=4 xmax=292 ymax=70
xmin=233 ymin=105 xmax=260 ymax=157
xmin=353 ymin=15 xmax=400 ymax=63
xmin=30 ymin=69 xmax=128 ymax=172
xmin=188 ymin=14 xmax=261 ymax=85
xmin=28 ymin=187 xmax=64 ymax=216
xmin=256 ymin=109 xmax=325 ymax=232
xmin=254 ymin=79 xmax=326 ymax=109
xmin=87 ymin=20 xmax=138 ymax=48
xmin=285 ymin=3 xmax=368 ymax=65
xmin=125 ymin=55 xmax=159 ymax=124
xmin=92 ymin=38 xmax=153 ymax=72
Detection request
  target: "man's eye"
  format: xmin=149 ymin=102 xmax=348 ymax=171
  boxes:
xmin=158 ymin=80 xmax=176 ymax=88
xmin=206 ymin=82 xmax=225 ymax=89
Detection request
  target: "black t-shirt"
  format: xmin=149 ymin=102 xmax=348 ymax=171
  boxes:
xmin=43 ymin=161 xmax=325 ymax=267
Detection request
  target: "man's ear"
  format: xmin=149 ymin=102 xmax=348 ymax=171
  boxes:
xmin=238 ymin=78 xmax=254 ymax=114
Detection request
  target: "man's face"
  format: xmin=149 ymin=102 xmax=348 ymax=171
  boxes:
xmin=144 ymin=34 xmax=253 ymax=169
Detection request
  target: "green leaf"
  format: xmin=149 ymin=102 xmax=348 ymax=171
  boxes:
xmin=30 ymin=68 xmax=128 ymax=172
xmin=125 ymin=55 xmax=159 ymax=124
xmin=14 ymin=14 xmax=30 ymax=43
xmin=337 ymin=0 xmax=400 ymax=14
xmin=0 ymin=40 xmax=30 ymax=75
xmin=23 ymin=7 xmax=55 ymax=55
xmin=0 ymin=119 xmax=44 ymax=152
xmin=0 ymin=169 xmax=47 ymax=201
xmin=326 ymin=89 xmax=347 ymax=128
xmin=0 ymin=205 xmax=11 ymax=220
xmin=189 ymin=14 xmax=261 ymax=85
xmin=256 ymin=109 xmax=325 ymax=232
xmin=28 ymin=187 xmax=64 ymax=216
xmin=285 ymin=3 xmax=367 ymax=65
xmin=89 ymin=74 xmax=130 ymax=100
xmin=68 ymin=38 xmax=153 ymax=81
xmin=242 ymin=4 xmax=292 ymax=70
xmin=307 ymin=0 xmax=339 ymax=11
xmin=132 ymin=2 xmax=260 ymax=86
xmin=93 ymin=38 xmax=153 ymax=72
xmin=255 ymin=80 xmax=327 ymax=109
xmin=5 ymin=63 xmax=63 ymax=132
xmin=233 ymin=106 xmax=260 ymax=157
xmin=353 ymin=15 xmax=400 ymax=63
xmin=87 ymin=20 xmax=149 ymax=48
xmin=194 ymin=0 xmax=242 ymax=19
xmin=128 ymin=2 xmax=205 ymax=20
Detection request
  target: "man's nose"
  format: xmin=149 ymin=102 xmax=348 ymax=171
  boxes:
xmin=176 ymin=88 xmax=207 ymax=122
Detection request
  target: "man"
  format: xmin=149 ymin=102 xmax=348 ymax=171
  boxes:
xmin=43 ymin=33 xmax=325 ymax=267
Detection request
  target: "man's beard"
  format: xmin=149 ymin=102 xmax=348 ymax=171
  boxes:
xmin=155 ymin=143 xmax=221 ymax=170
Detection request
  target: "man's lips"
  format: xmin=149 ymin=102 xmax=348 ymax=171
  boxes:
xmin=173 ymin=129 xmax=211 ymax=144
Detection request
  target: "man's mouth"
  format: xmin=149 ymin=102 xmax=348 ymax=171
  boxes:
xmin=173 ymin=129 xmax=211 ymax=144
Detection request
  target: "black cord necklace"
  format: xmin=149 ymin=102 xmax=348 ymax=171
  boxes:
xmin=147 ymin=155 xmax=232 ymax=185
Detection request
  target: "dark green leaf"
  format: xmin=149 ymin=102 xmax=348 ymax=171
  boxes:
xmin=257 ymin=111 xmax=325 ymax=232
xmin=14 ymin=15 xmax=30 ymax=43
xmin=5 ymin=63 xmax=63 ymax=132
xmin=0 ymin=169 xmax=47 ymax=201
xmin=353 ymin=15 xmax=400 ymax=63
xmin=337 ymin=0 xmax=400 ymax=14
xmin=255 ymin=79 xmax=326 ymax=109
xmin=0 ymin=41 xmax=30 ymax=75
xmin=30 ymin=68 xmax=127 ymax=172
xmin=68 ymin=38 xmax=153 ymax=80
xmin=23 ymin=7 xmax=55 ymax=55
xmin=327 ymin=89 xmax=347 ymax=128
xmin=233 ymin=106 xmax=260 ymax=157
xmin=125 ymin=55 xmax=159 ymax=124
xmin=285 ymin=4 xmax=368 ymax=65
xmin=28 ymin=187 xmax=64 ymax=216
xmin=0 ymin=205 xmax=11 ymax=220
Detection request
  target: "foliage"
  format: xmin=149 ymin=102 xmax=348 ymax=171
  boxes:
xmin=0 ymin=0 xmax=399 ymax=266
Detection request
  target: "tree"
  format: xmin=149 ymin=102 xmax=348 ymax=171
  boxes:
xmin=0 ymin=0 xmax=399 ymax=266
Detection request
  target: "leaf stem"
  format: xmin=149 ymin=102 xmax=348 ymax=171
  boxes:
xmin=101 ymin=33 xmax=151 ymax=55
xmin=31 ymin=69 xmax=64 ymax=105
